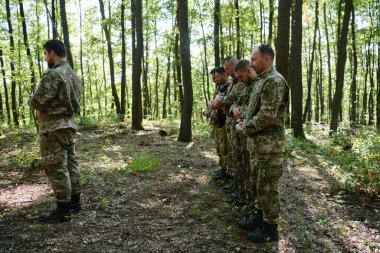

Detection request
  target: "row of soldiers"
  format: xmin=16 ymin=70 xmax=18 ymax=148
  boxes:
xmin=204 ymin=44 xmax=289 ymax=243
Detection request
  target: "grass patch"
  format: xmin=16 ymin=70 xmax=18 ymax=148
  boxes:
xmin=125 ymin=155 xmax=160 ymax=174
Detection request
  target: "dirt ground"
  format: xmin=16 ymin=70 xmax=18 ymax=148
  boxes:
xmin=0 ymin=123 xmax=379 ymax=253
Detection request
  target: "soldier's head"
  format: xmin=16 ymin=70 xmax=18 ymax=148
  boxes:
xmin=223 ymin=56 xmax=238 ymax=78
xmin=234 ymin=59 xmax=252 ymax=84
xmin=250 ymin=44 xmax=274 ymax=75
xmin=43 ymin=39 xmax=66 ymax=68
xmin=210 ymin=67 xmax=217 ymax=84
xmin=213 ymin=66 xmax=227 ymax=85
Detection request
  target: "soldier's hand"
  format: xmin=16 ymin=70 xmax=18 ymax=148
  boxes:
xmin=233 ymin=107 xmax=241 ymax=118
xmin=210 ymin=99 xmax=220 ymax=109
xmin=215 ymin=95 xmax=222 ymax=101
xmin=248 ymin=67 xmax=257 ymax=80
xmin=235 ymin=122 xmax=244 ymax=135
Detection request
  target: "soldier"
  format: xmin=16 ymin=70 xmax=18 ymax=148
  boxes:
xmin=29 ymin=39 xmax=82 ymax=222
xmin=230 ymin=60 xmax=257 ymax=212
xmin=212 ymin=56 xmax=240 ymax=188
xmin=205 ymin=67 xmax=229 ymax=182
xmin=236 ymin=44 xmax=289 ymax=243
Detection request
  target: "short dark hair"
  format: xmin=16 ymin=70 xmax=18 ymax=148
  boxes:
xmin=234 ymin=59 xmax=250 ymax=72
xmin=222 ymin=56 xmax=238 ymax=65
xmin=210 ymin=67 xmax=216 ymax=75
xmin=257 ymin=44 xmax=274 ymax=59
xmin=214 ymin=66 xmax=225 ymax=74
xmin=43 ymin=39 xmax=66 ymax=57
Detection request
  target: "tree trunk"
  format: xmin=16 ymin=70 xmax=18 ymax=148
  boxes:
xmin=323 ymin=3 xmax=333 ymax=119
xmin=175 ymin=15 xmax=183 ymax=112
xmin=201 ymin=22 xmax=211 ymax=102
xmin=268 ymin=0 xmax=274 ymax=45
xmin=162 ymin=52 xmax=171 ymax=119
xmin=131 ymin=0 xmax=143 ymax=129
xmin=78 ymin=0 xmax=85 ymax=116
xmin=303 ymin=1 xmax=319 ymax=123
xmin=98 ymin=0 xmax=121 ymax=115
xmin=290 ymin=0 xmax=305 ymax=139
xmin=142 ymin=42 xmax=150 ymax=118
xmin=275 ymin=0 xmax=291 ymax=83
xmin=361 ymin=37 xmax=371 ymax=125
xmin=369 ymin=43 xmax=375 ymax=125
xmin=234 ymin=0 xmax=241 ymax=59
xmin=120 ymin=1 xmax=126 ymax=120
xmin=317 ymin=22 xmax=324 ymax=121
xmin=260 ymin=0 xmax=264 ymax=44
xmin=6 ymin=0 xmax=19 ymax=127
xmin=177 ymin=0 xmax=193 ymax=142
xmin=0 ymin=48 xmax=11 ymax=125
xmin=214 ymin=0 xmax=221 ymax=67
xmin=330 ymin=0 xmax=353 ymax=133
xmin=349 ymin=6 xmax=357 ymax=128
xmin=59 ymin=0 xmax=74 ymax=69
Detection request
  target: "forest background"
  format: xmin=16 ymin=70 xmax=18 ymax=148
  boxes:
xmin=0 ymin=0 xmax=379 ymax=197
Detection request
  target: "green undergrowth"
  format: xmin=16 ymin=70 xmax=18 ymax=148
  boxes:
xmin=286 ymin=126 xmax=380 ymax=199
xmin=125 ymin=155 xmax=160 ymax=174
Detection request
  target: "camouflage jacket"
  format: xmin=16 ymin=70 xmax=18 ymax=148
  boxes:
xmin=230 ymin=79 xmax=256 ymax=122
xmin=243 ymin=67 xmax=289 ymax=153
xmin=30 ymin=60 xmax=82 ymax=134
xmin=219 ymin=78 xmax=244 ymax=126
xmin=204 ymin=82 xmax=229 ymax=119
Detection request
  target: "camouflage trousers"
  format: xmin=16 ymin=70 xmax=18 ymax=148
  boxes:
xmin=248 ymin=149 xmax=284 ymax=225
xmin=214 ymin=125 xmax=228 ymax=169
xmin=226 ymin=119 xmax=238 ymax=176
xmin=236 ymin=134 xmax=252 ymax=204
xmin=40 ymin=128 xmax=81 ymax=202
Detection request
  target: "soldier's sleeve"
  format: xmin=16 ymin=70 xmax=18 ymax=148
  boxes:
xmin=30 ymin=72 xmax=61 ymax=111
xmin=244 ymin=78 xmax=285 ymax=135
xmin=219 ymin=86 xmax=237 ymax=107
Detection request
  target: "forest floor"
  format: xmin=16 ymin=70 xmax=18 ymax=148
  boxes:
xmin=0 ymin=122 xmax=379 ymax=253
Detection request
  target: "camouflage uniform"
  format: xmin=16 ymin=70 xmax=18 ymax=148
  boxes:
xmin=230 ymin=79 xmax=255 ymax=204
xmin=243 ymin=67 xmax=289 ymax=225
xmin=219 ymin=78 xmax=244 ymax=176
xmin=209 ymin=82 xmax=229 ymax=170
xmin=30 ymin=60 xmax=82 ymax=203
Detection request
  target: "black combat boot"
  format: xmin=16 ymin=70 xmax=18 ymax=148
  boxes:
xmin=228 ymin=193 xmax=243 ymax=206
xmin=70 ymin=193 xmax=82 ymax=213
xmin=247 ymin=221 xmax=279 ymax=243
xmin=39 ymin=202 xmax=71 ymax=222
xmin=238 ymin=209 xmax=264 ymax=231
xmin=213 ymin=167 xmax=227 ymax=182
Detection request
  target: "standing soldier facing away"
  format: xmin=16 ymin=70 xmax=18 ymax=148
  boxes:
xmin=29 ymin=39 xmax=82 ymax=222
xmin=236 ymin=44 xmax=289 ymax=243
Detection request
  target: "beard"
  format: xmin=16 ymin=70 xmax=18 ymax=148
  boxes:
xmin=47 ymin=60 xmax=54 ymax=68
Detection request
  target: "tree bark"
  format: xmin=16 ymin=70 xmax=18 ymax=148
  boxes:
xmin=120 ymin=1 xmax=126 ymax=119
xmin=6 ymin=0 xmax=19 ymax=127
xmin=323 ymin=3 xmax=333 ymax=119
xmin=0 ymin=48 xmax=10 ymax=125
xmin=177 ymin=0 xmax=193 ymax=142
xmin=175 ymin=14 xmax=183 ymax=112
xmin=349 ymin=6 xmax=357 ymax=128
xmin=330 ymin=0 xmax=353 ymax=133
xmin=290 ymin=0 xmax=305 ymax=139
xmin=131 ymin=0 xmax=143 ymax=129
xmin=59 ymin=0 xmax=74 ymax=69
xmin=214 ymin=0 xmax=221 ymax=67
xmin=201 ymin=22 xmax=211 ymax=102
xmin=268 ymin=0 xmax=274 ymax=45
xmin=234 ymin=0 xmax=241 ymax=59
xmin=275 ymin=0 xmax=291 ymax=83
xmin=78 ymin=0 xmax=85 ymax=116
xmin=98 ymin=0 xmax=121 ymax=115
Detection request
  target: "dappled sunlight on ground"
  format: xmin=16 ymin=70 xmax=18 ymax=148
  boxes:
xmin=0 ymin=183 xmax=50 ymax=209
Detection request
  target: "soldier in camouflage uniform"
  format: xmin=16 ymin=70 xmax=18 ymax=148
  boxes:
xmin=204 ymin=67 xmax=229 ymax=181
xmin=29 ymin=40 xmax=82 ymax=222
xmin=236 ymin=45 xmax=289 ymax=243
xmin=229 ymin=60 xmax=257 ymax=210
xmin=212 ymin=56 xmax=240 ymax=188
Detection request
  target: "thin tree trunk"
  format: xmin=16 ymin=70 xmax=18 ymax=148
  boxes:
xmin=214 ymin=0 xmax=221 ymax=67
xmin=323 ymin=3 xmax=333 ymax=119
xmin=318 ymin=23 xmax=324 ymax=121
xmin=36 ymin=2 xmax=42 ymax=78
xmin=0 ymin=48 xmax=11 ymax=125
xmin=175 ymin=14 xmax=183 ymax=112
xmin=268 ymin=0 xmax=274 ymax=45
xmin=201 ymin=22 xmax=211 ymax=102
xmin=99 ymin=0 xmax=121 ymax=115
xmin=131 ymin=0 xmax=143 ymax=129
xmin=78 ymin=0 xmax=85 ymax=116
xmin=142 ymin=42 xmax=150 ymax=118
xmin=234 ymin=0 xmax=241 ymax=59
xmin=303 ymin=1 xmax=319 ymax=123
xmin=362 ymin=37 xmax=371 ymax=125
xmin=330 ymin=0 xmax=353 ymax=133
xmin=162 ymin=51 xmax=171 ymax=119
xmin=290 ymin=0 xmax=305 ymax=139
xmin=59 ymin=0 xmax=74 ymax=69
xmin=260 ymin=0 xmax=264 ymax=44
xmin=102 ymin=30 xmax=107 ymax=115
xmin=6 ymin=0 xmax=19 ymax=127
xmin=350 ymin=6 xmax=357 ymax=127
xmin=177 ymin=0 xmax=193 ymax=142
xmin=120 ymin=1 xmax=126 ymax=119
